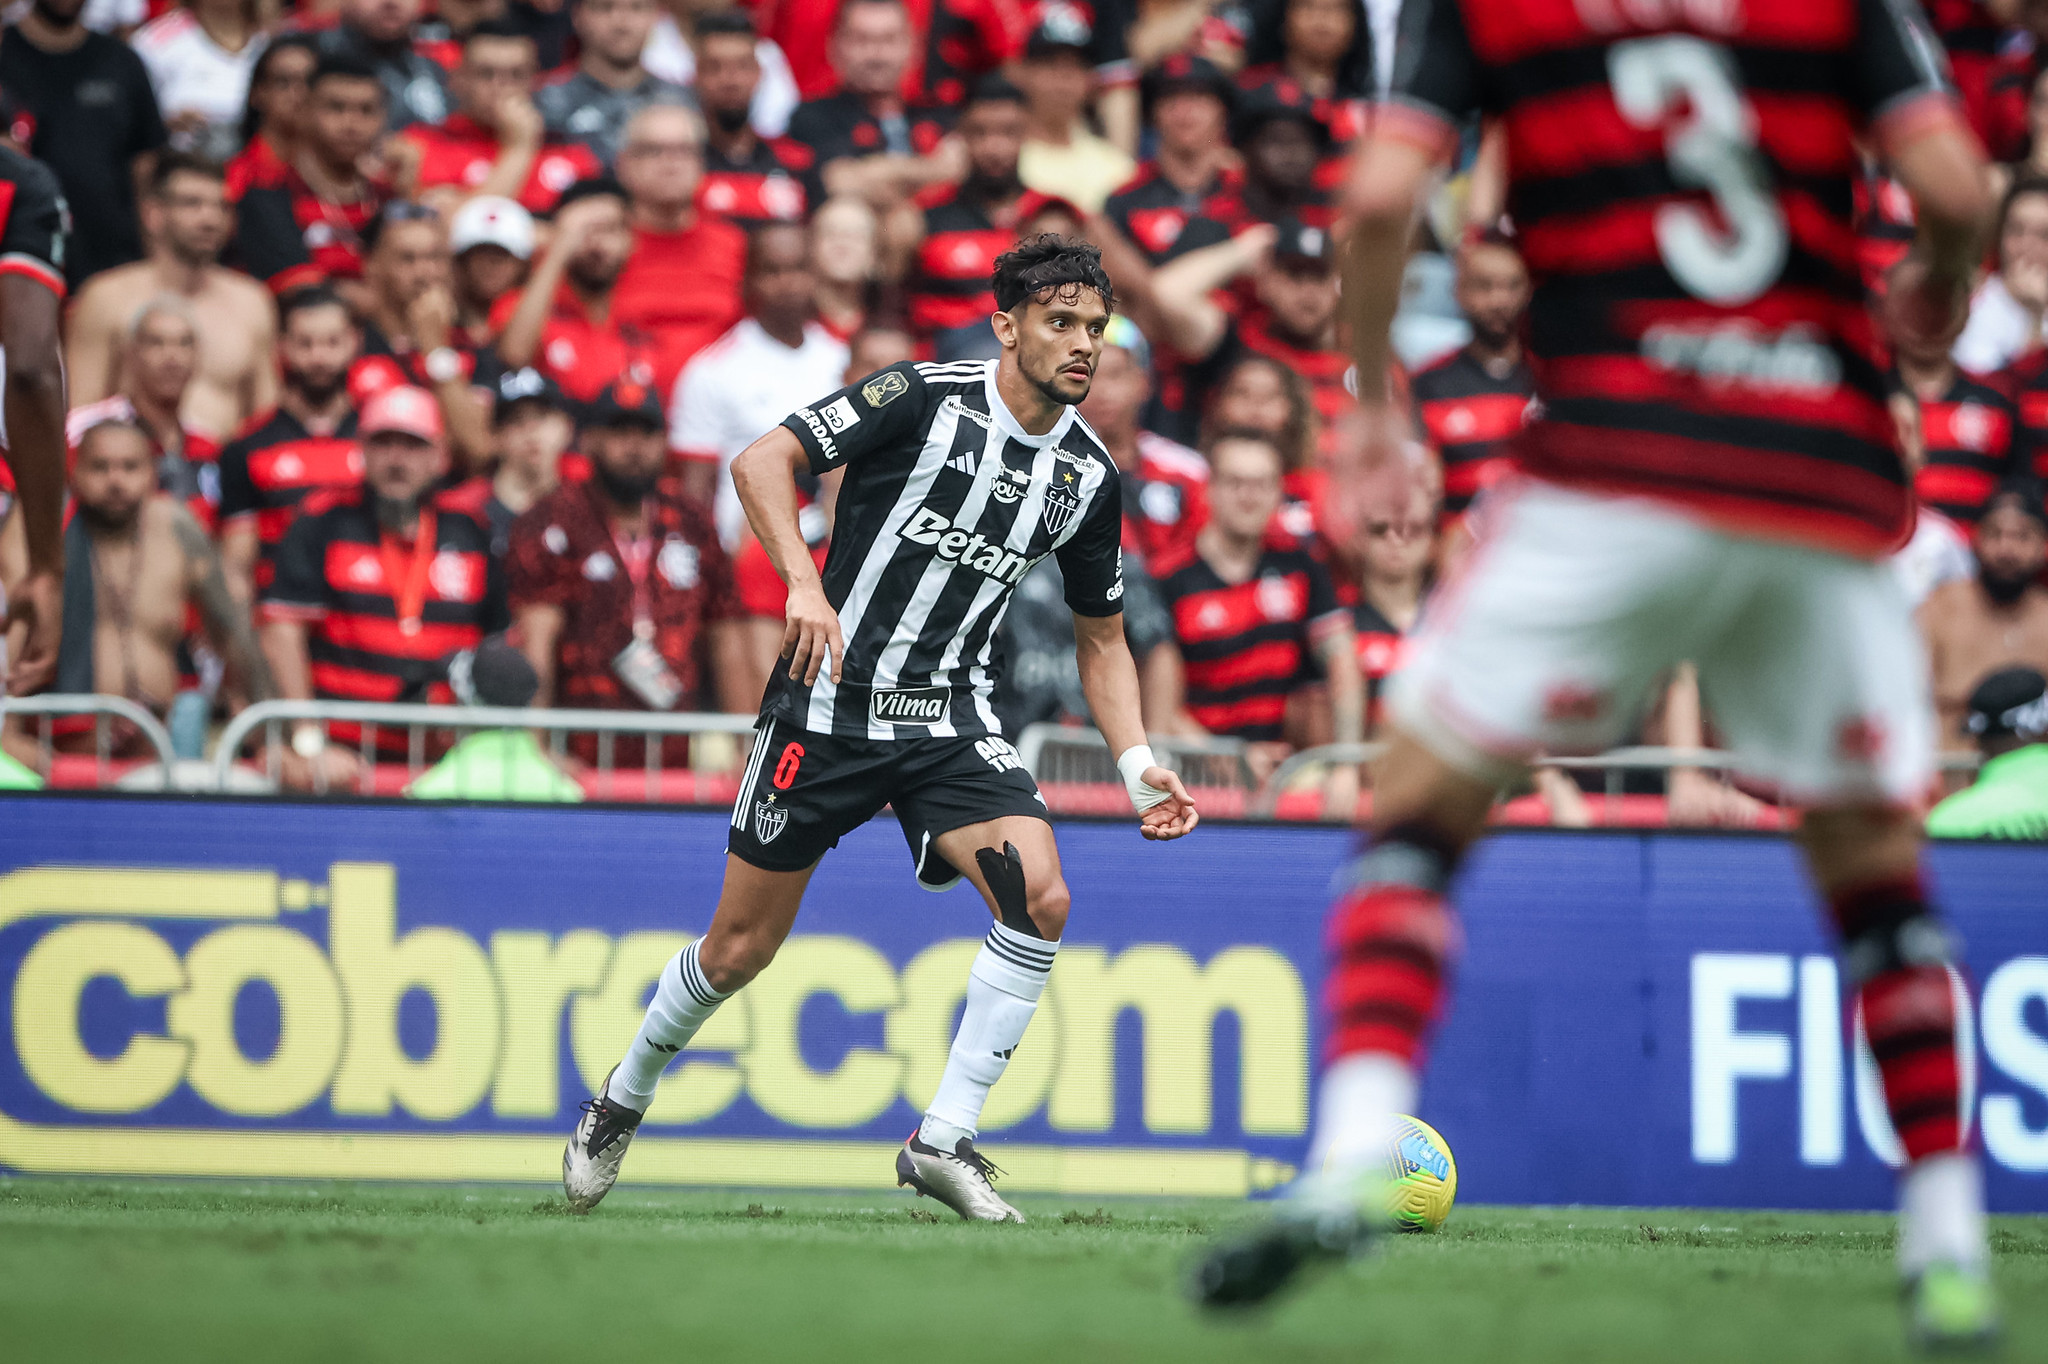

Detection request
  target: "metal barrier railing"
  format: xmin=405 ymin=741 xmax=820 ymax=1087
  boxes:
xmin=212 ymin=700 xmax=759 ymax=798
xmin=0 ymin=693 xmax=178 ymax=785
xmin=1015 ymin=723 xmax=1257 ymax=796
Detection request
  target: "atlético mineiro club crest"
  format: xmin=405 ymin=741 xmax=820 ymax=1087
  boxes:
xmin=754 ymin=794 xmax=788 ymax=844
xmin=1042 ymin=470 xmax=1082 ymax=536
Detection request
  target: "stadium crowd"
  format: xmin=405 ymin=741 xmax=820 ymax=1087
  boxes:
xmin=1 ymin=0 xmax=2047 ymax=822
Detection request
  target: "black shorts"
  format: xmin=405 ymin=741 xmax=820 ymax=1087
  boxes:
xmin=727 ymin=715 xmax=1050 ymax=887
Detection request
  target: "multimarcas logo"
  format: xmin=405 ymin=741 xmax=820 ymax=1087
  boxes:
xmin=0 ymin=862 xmax=1307 ymax=1196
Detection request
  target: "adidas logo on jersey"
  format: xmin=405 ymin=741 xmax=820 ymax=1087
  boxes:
xmin=898 ymin=507 xmax=1032 ymax=585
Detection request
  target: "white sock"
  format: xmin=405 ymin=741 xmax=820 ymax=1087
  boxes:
xmin=1300 ymin=1052 xmax=1418 ymax=1189
xmin=919 ymin=921 xmax=1056 ymax=1150
xmin=1898 ymin=1152 xmax=1989 ymax=1277
xmin=607 ymin=940 xmax=731 ymax=1112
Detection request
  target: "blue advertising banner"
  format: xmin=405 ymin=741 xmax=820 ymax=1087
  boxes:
xmin=0 ymin=796 xmax=2042 ymax=1211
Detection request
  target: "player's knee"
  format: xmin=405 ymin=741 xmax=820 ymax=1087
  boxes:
xmin=1026 ymin=876 xmax=1070 ymax=941
xmin=696 ymin=927 xmax=779 ymax=992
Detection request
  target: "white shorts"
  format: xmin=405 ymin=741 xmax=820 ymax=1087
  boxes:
xmin=1388 ymin=480 xmax=1934 ymax=807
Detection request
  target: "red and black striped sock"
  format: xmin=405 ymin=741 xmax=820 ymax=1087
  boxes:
xmin=1832 ymin=875 xmax=1968 ymax=1162
xmin=1324 ymin=825 xmax=1464 ymax=1067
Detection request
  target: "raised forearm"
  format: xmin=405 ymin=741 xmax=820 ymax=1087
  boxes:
xmin=1341 ymin=139 xmax=1436 ymax=399
xmin=1320 ymin=630 xmax=1364 ymax=746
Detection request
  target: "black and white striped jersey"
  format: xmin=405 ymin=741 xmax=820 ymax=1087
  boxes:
xmin=769 ymin=358 xmax=1125 ymax=739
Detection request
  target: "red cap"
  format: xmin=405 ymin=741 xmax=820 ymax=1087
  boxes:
xmin=359 ymin=385 xmax=444 ymax=443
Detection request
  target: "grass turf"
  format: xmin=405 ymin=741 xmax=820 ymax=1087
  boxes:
xmin=0 ymin=1179 xmax=2040 ymax=1363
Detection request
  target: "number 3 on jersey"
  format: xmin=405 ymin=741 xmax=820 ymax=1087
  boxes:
xmin=1609 ymin=35 xmax=1789 ymax=307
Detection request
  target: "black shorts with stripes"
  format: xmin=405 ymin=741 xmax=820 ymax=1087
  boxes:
xmin=727 ymin=714 xmax=1050 ymax=887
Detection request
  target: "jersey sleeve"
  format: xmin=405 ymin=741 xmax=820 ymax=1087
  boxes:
xmin=0 ymin=157 xmax=69 ymax=295
xmin=1853 ymin=0 xmax=1961 ymax=142
xmin=779 ymin=361 xmax=927 ymax=474
xmin=1379 ymin=0 xmax=1482 ymax=159
xmin=261 ymin=510 xmax=328 ymax=617
xmin=231 ymin=185 xmax=321 ymax=295
xmin=1054 ymin=466 xmax=1126 ymax=618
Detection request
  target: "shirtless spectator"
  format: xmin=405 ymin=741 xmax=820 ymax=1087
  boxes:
xmin=230 ymin=52 xmax=392 ymax=301
xmin=695 ymin=12 xmax=821 ymax=230
xmin=218 ymin=288 xmax=365 ymax=604
xmin=784 ymin=0 xmax=960 ymax=211
xmin=68 ymin=299 xmax=226 ymax=531
xmin=311 ymin=0 xmax=452 ymax=131
xmin=1920 ymin=480 xmax=2048 ymax=751
xmin=535 ymin=0 xmax=689 ymax=171
xmin=67 ymin=153 xmax=277 ymax=443
xmin=396 ymin=19 xmax=603 ymax=216
xmin=0 ymin=421 xmax=271 ymax=768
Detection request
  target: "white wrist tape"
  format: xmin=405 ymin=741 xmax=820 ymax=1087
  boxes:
xmin=1116 ymin=744 xmax=1171 ymax=813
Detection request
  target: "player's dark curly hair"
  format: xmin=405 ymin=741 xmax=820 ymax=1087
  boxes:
xmin=991 ymin=234 xmax=1115 ymax=315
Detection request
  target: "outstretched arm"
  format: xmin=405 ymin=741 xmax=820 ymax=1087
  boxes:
xmin=1074 ymin=609 xmax=1198 ymax=840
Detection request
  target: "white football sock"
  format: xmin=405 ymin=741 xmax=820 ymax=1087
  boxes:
xmin=919 ymin=922 xmax=1056 ymax=1150
xmin=1301 ymin=1052 xmax=1418 ymax=1188
xmin=1898 ymin=1151 xmax=1989 ymax=1277
xmin=607 ymin=940 xmax=731 ymax=1112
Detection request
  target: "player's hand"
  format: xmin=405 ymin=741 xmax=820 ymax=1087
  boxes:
xmin=783 ymin=581 xmax=845 ymax=686
xmin=4 ymin=567 xmax=61 ymax=695
xmin=1137 ymin=766 xmax=1199 ymax=841
xmin=1324 ymin=401 xmax=1429 ymax=562
xmin=1888 ymin=251 xmax=1980 ymax=346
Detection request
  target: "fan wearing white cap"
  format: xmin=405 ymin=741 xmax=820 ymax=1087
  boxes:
xmin=449 ymin=195 xmax=534 ymax=339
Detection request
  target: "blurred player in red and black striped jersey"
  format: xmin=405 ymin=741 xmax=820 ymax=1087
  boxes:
xmin=1410 ymin=230 xmax=1534 ymax=524
xmin=218 ymin=288 xmax=365 ymax=602
xmin=1102 ymin=56 xmax=1240 ymax=264
xmin=0 ymin=140 xmax=70 ymax=694
xmin=1885 ymin=258 xmax=2020 ymax=523
xmin=1198 ymin=1 xmax=2006 ymax=1334
xmin=259 ymin=386 xmax=504 ymax=782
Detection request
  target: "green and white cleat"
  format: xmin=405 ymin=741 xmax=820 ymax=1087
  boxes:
xmin=1908 ymin=1263 xmax=2001 ymax=1354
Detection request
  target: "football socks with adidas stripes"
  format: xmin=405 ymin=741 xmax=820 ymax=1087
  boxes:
xmin=919 ymin=920 xmax=1057 ymax=1151
xmin=607 ymin=940 xmax=731 ymax=1112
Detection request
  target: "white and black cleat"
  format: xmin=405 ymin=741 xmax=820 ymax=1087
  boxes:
xmin=563 ymin=1066 xmax=644 ymax=1213
xmin=896 ymin=1131 xmax=1026 ymax=1224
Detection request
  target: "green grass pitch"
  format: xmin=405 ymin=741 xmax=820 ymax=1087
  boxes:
xmin=1 ymin=1179 xmax=2041 ymax=1362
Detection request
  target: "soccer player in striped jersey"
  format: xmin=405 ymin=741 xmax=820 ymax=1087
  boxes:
xmin=1194 ymin=0 xmax=2004 ymax=1345
xmin=565 ymin=235 xmax=1200 ymax=1223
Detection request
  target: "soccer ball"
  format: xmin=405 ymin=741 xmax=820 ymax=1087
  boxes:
xmin=1382 ymin=1115 xmax=1457 ymax=1232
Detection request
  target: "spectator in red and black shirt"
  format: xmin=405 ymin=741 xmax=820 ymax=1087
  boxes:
xmin=1351 ymin=482 xmax=1435 ymax=735
xmin=910 ymin=76 xmax=1042 ymax=355
xmin=1157 ymin=430 xmax=1359 ymax=801
xmin=230 ymin=51 xmax=392 ymax=300
xmin=1103 ymin=55 xmax=1240 ymax=264
xmin=355 ymin=203 xmax=500 ymax=469
xmin=219 ymin=288 xmax=365 ymax=602
xmin=1166 ymin=77 xmax=1335 ymax=260
xmin=1077 ymin=315 xmax=1210 ymax=575
xmin=785 ymin=0 xmax=958 ymax=210
xmin=260 ymin=385 xmax=505 ymax=785
xmin=508 ymin=378 xmax=751 ymax=766
xmin=905 ymin=0 xmax=1028 ymax=107
xmin=1239 ymin=0 xmax=1371 ymax=153
xmin=396 ymin=19 xmax=602 ymax=216
xmin=1152 ymin=216 xmax=1353 ymax=443
xmin=227 ymin=36 xmax=317 ymax=201
xmin=1411 ymin=232 xmax=1535 ymax=523
xmin=696 ymin=12 xmax=823 ymax=229
xmin=1885 ymin=257 xmax=2022 ymax=525
xmin=495 ymin=178 xmax=661 ymax=411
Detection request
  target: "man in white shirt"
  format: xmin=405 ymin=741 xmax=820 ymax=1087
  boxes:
xmin=669 ymin=220 xmax=849 ymax=546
